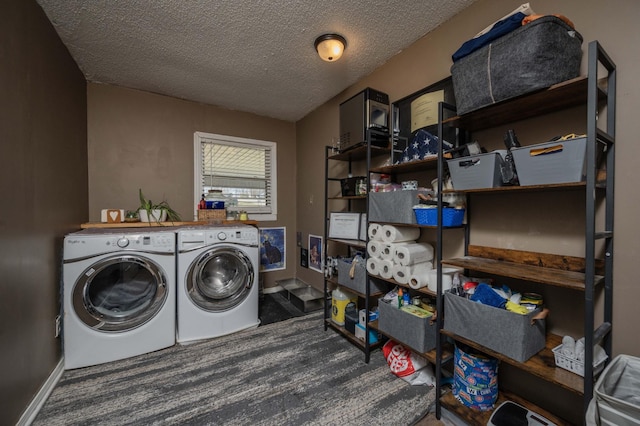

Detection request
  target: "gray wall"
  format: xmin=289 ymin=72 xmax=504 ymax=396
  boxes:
xmin=0 ymin=1 xmax=88 ymax=424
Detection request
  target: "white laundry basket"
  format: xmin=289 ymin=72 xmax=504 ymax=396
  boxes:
xmin=589 ymin=354 xmax=640 ymax=425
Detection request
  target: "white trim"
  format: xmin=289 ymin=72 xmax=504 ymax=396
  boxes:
xmin=17 ymin=358 xmax=65 ymax=426
xmin=193 ymin=131 xmax=278 ymax=221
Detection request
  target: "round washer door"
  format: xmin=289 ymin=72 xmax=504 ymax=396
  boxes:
xmin=72 ymin=255 xmax=168 ymax=332
xmin=186 ymin=247 xmax=254 ymax=312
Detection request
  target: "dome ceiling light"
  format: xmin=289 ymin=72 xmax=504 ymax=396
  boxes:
xmin=314 ymin=34 xmax=347 ymax=62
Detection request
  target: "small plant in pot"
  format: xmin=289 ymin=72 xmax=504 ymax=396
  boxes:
xmin=138 ymin=189 xmax=182 ymax=224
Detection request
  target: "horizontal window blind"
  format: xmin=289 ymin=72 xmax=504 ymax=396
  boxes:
xmin=196 ymin=133 xmax=276 ymax=216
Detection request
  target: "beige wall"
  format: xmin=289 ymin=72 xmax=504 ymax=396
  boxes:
xmin=87 ymin=84 xmax=297 ymax=287
xmin=296 ymin=0 xmax=640 ymax=362
xmin=0 ymin=1 xmax=88 ymax=424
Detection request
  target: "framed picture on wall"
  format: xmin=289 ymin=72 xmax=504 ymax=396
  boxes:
xmin=308 ymin=234 xmax=323 ymax=273
xmin=259 ymin=227 xmax=286 ymax=272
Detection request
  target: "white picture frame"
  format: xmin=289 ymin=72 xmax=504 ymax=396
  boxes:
xmin=308 ymin=234 xmax=323 ymax=273
xmin=328 ymin=212 xmax=361 ymax=240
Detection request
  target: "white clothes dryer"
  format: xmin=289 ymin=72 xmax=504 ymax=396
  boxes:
xmin=176 ymin=225 xmax=259 ymax=344
xmin=62 ymin=229 xmax=176 ymax=369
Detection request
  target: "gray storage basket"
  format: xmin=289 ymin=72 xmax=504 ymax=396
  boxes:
xmin=451 ymin=16 xmax=583 ymax=115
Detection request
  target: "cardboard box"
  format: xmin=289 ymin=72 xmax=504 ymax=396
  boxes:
xmin=377 ymin=298 xmax=437 ymax=353
xmin=443 ymin=292 xmax=545 ymax=362
xmin=337 ymin=259 xmax=387 ymax=295
xmin=369 ymin=190 xmax=430 ymax=224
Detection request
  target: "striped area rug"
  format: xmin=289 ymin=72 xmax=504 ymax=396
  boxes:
xmin=33 ymin=312 xmax=434 ymax=425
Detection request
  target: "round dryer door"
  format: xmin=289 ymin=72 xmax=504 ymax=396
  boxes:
xmin=186 ymin=247 xmax=254 ymax=312
xmin=72 ymin=255 xmax=168 ymax=332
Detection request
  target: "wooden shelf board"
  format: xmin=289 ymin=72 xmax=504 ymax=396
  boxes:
xmin=325 ymin=320 xmax=382 ymax=350
xmin=446 ymin=181 xmax=587 ymax=194
xmin=441 ymin=331 xmax=586 ymax=395
xmin=440 ymin=388 xmax=571 ymax=426
xmin=367 ymin=220 xmax=465 ymax=230
xmin=441 ymin=256 xmax=604 ymax=291
xmin=327 ymin=238 xmax=366 ymax=249
xmin=369 ymin=321 xmax=453 ymax=364
xmin=327 ymin=195 xmax=367 ymax=200
xmin=80 ymin=220 xmax=257 ymax=229
xmin=445 ymin=76 xmax=596 ymax=132
xmin=370 ymin=157 xmax=438 ymax=174
xmin=328 ymin=144 xmax=390 ymax=161
xmin=370 ymin=275 xmax=437 ymax=298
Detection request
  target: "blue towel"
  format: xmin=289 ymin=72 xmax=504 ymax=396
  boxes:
xmin=470 ymin=283 xmax=506 ymax=309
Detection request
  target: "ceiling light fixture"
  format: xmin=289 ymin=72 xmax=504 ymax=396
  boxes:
xmin=314 ymin=34 xmax=347 ymax=62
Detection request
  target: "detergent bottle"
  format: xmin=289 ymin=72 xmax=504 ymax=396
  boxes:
xmin=331 ymin=287 xmax=351 ymax=326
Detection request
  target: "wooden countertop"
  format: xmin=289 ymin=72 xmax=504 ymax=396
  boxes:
xmin=80 ymin=220 xmax=258 ymax=229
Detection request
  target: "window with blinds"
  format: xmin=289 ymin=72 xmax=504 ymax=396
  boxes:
xmin=194 ymin=132 xmax=277 ymax=220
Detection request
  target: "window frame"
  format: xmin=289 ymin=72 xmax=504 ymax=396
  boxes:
xmin=194 ymin=131 xmax=277 ymax=221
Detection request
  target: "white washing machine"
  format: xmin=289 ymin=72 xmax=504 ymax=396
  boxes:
xmin=62 ymin=229 xmax=176 ymax=369
xmin=177 ymin=225 xmax=259 ymax=344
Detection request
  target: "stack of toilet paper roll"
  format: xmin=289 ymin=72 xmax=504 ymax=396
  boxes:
xmin=366 ymin=224 xmax=434 ymax=289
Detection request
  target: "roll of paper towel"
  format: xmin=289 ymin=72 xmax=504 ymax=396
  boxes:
xmin=367 ymin=240 xmax=384 ymax=259
xmin=409 ymin=270 xmax=430 ymax=289
xmin=426 ymin=267 xmax=463 ymax=292
xmin=366 ymin=257 xmax=380 ymax=276
xmin=381 ymin=225 xmax=421 ymax=243
xmin=368 ymin=223 xmax=383 ymax=241
xmin=378 ymin=259 xmax=394 ymax=279
xmin=394 ymin=243 xmax=435 ymax=266
xmin=381 ymin=242 xmax=413 ymax=260
xmin=393 ymin=261 xmax=433 ymax=285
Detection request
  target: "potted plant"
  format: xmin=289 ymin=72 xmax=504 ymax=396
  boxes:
xmin=138 ymin=189 xmax=182 ymax=223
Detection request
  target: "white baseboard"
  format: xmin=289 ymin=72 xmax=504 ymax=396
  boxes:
xmin=17 ymin=357 xmax=64 ymax=426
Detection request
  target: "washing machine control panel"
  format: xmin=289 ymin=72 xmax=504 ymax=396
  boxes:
xmin=117 ymin=237 xmax=130 ymax=248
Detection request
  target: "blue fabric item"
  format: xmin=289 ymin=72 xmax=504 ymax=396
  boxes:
xmin=470 ymin=283 xmax=506 ymax=309
xmin=452 ymin=12 xmax=526 ymax=62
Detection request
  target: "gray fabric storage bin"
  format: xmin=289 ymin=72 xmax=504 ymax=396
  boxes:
xmin=337 ymin=259 xmax=386 ymax=295
xmin=451 ymin=16 xmax=583 ymax=115
xmin=369 ymin=190 xmax=428 ymax=224
xmin=511 ymin=137 xmax=587 ymax=186
xmin=377 ymin=298 xmax=436 ymax=353
xmin=447 ymin=151 xmax=505 ymax=190
xmin=443 ymin=292 xmax=545 ymax=362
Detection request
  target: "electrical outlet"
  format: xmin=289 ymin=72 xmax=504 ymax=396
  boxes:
xmin=55 ymin=315 xmax=61 ymax=338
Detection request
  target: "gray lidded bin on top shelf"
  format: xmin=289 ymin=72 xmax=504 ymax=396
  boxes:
xmin=378 ymin=298 xmax=436 ymax=353
xmin=336 ymin=259 xmax=386 ymax=295
xmin=451 ymin=16 xmax=583 ymax=115
xmin=443 ymin=292 xmax=545 ymax=363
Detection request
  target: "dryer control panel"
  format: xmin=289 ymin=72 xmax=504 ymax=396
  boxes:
xmin=177 ymin=226 xmax=258 ymax=250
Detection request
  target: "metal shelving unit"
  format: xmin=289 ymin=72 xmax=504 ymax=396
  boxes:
xmin=434 ymin=41 xmax=616 ymax=424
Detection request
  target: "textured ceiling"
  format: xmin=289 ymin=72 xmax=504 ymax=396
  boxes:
xmin=36 ymin=0 xmax=478 ymax=122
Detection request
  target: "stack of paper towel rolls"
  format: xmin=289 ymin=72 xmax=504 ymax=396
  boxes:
xmin=366 ymin=223 xmax=434 ymax=288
